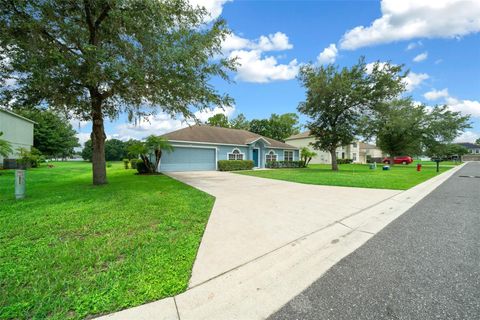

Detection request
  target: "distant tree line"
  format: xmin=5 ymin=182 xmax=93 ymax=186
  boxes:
xmin=206 ymin=112 xmax=301 ymax=142
xmin=81 ymin=139 xmax=139 ymax=162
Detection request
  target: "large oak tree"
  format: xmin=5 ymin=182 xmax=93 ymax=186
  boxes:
xmin=0 ymin=0 xmax=234 ymax=184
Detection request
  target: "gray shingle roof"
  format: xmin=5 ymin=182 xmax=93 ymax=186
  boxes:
xmin=161 ymin=125 xmax=298 ymax=149
xmin=456 ymin=142 xmax=480 ymax=149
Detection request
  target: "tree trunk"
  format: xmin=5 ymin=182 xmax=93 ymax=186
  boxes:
xmin=91 ymin=98 xmax=107 ymax=185
xmin=330 ymin=149 xmax=338 ymax=171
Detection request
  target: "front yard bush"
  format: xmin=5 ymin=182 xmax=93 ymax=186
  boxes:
xmin=123 ymin=158 xmax=130 ymax=169
xmin=218 ymin=160 xmax=254 ymax=171
xmin=337 ymin=158 xmax=353 ymax=164
xmin=130 ymin=158 xmax=138 ymax=169
xmin=266 ymin=160 xmax=304 ymax=168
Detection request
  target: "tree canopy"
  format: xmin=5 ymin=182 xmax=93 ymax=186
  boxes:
xmin=13 ymin=109 xmax=79 ymax=158
xmin=1 ymin=0 xmax=234 ymax=184
xmin=297 ymin=58 xmax=406 ymax=170
xmin=206 ymin=114 xmax=230 ymax=127
xmin=249 ymin=113 xmax=300 ymax=142
xmin=230 ymin=113 xmax=250 ymax=130
xmin=375 ymin=100 xmax=470 ymax=162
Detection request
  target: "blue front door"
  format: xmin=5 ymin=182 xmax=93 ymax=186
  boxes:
xmin=253 ymin=149 xmax=259 ymax=167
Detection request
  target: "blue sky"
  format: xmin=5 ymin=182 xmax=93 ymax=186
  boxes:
xmin=75 ymin=0 xmax=480 ymax=145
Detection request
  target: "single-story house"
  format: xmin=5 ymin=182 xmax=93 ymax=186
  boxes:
xmin=0 ymin=108 xmax=35 ymax=165
xmin=285 ymin=131 xmax=383 ymax=164
xmin=158 ymin=125 xmax=299 ymax=171
xmin=456 ymin=142 xmax=480 ymax=161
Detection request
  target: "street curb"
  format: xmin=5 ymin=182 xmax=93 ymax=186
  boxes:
xmin=95 ymin=164 xmax=465 ymax=320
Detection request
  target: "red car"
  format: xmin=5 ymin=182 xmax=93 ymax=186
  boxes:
xmin=383 ymin=156 xmax=413 ymax=165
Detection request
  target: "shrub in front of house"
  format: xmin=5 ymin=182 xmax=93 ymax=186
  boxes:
xmin=123 ymin=158 xmax=130 ymax=169
xmin=218 ymin=160 xmax=254 ymax=171
xmin=336 ymin=158 xmax=353 ymax=164
xmin=136 ymin=160 xmax=149 ymax=174
xmin=265 ymin=160 xmax=304 ymax=168
xmin=130 ymin=159 xmax=138 ymax=169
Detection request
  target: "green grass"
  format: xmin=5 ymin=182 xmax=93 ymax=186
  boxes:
xmin=0 ymin=162 xmax=214 ymax=320
xmin=237 ymin=163 xmax=456 ymax=190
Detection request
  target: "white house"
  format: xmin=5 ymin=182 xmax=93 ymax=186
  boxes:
xmin=0 ymin=108 xmax=35 ymax=165
xmin=285 ymin=131 xmax=384 ymax=164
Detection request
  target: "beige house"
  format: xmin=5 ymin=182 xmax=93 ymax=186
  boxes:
xmin=0 ymin=108 xmax=35 ymax=164
xmin=285 ymin=131 xmax=384 ymax=164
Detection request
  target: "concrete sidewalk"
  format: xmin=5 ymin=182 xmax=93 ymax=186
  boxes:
xmin=96 ymin=164 xmax=465 ymax=320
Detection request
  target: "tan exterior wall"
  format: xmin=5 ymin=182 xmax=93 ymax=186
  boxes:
xmin=0 ymin=110 xmax=34 ymax=163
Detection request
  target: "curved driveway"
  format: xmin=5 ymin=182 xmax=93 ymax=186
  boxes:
xmin=166 ymin=171 xmax=400 ymax=287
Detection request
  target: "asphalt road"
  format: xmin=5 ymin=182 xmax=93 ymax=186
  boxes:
xmin=269 ymin=162 xmax=480 ymax=320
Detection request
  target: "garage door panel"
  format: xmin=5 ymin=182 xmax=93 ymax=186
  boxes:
xmin=160 ymin=147 xmax=216 ymax=171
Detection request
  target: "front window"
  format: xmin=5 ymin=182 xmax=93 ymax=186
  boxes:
xmin=284 ymin=150 xmax=293 ymax=161
xmin=352 ymin=142 xmax=357 ymax=148
xmin=228 ymin=148 xmax=244 ymax=160
xmin=352 ymin=152 xmax=357 ymax=161
xmin=266 ymin=150 xmax=277 ymax=162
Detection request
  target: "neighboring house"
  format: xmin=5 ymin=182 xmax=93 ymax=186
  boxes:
xmin=285 ymin=131 xmax=384 ymax=164
xmin=456 ymin=142 xmax=480 ymax=161
xmin=0 ymin=108 xmax=35 ymax=164
xmin=159 ymin=125 xmax=299 ymax=171
xmin=285 ymin=131 xmax=362 ymax=164
xmin=358 ymin=142 xmax=385 ymax=163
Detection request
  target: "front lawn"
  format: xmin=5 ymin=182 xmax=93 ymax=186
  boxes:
xmin=237 ymin=163 xmax=455 ymax=190
xmin=0 ymin=162 xmax=214 ymax=320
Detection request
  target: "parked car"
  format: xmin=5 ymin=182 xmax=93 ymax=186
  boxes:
xmin=383 ymin=156 xmax=413 ymax=165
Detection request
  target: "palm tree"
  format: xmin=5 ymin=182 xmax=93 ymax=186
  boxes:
xmin=145 ymin=135 xmax=174 ymax=172
xmin=127 ymin=135 xmax=173 ymax=173
xmin=0 ymin=132 xmax=13 ymax=158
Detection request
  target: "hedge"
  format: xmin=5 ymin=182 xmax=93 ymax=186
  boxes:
xmin=218 ymin=160 xmax=254 ymax=171
xmin=266 ymin=160 xmax=304 ymax=168
xmin=336 ymin=158 xmax=353 ymax=164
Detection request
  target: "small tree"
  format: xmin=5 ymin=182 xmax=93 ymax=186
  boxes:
xmin=128 ymin=136 xmax=173 ymax=173
xmin=300 ymin=147 xmax=317 ymax=167
xmin=0 ymin=132 xmax=13 ymax=158
xmin=476 ymin=138 xmax=480 ymax=145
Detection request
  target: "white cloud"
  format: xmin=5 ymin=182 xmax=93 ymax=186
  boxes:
xmin=406 ymin=41 xmax=422 ymax=50
xmin=446 ymin=97 xmax=480 ymax=118
xmin=366 ymin=62 xmax=429 ymax=92
xmin=189 ymin=0 xmax=232 ymax=22
xmin=454 ymin=131 xmax=480 ymax=143
xmin=222 ymin=32 xmax=293 ymax=53
xmin=221 ymin=31 xmax=297 ymax=83
xmin=113 ymin=106 xmax=235 ymax=141
xmin=230 ymin=49 xmax=299 ymax=83
xmin=317 ymin=43 xmax=338 ymax=65
xmin=424 ymin=88 xmax=449 ymax=101
xmin=413 ymin=51 xmax=428 ymax=62
xmin=76 ymin=132 xmax=91 ymax=147
xmin=434 ymin=59 xmax=443 ymax=64
xmin=340 ymin=0 xmax=480 ymax=50
xmin=422 ymin=88 xmax=480 ymax=118
xmin=404 ymin=72 xmax=429 ymax=91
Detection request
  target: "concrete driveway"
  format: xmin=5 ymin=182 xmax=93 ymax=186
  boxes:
xmin=167 ymin=170 xmax=400 ymax=287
